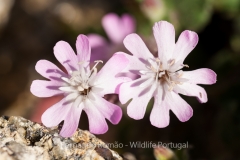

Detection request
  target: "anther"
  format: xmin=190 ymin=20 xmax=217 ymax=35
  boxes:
xmin=150 ymin=65 xmax=157 ymax=72
xmin=91 ymin=60 xmax=103 ymax=72
xmin=169 ymin=59 xmax=175 ymax=66
xmin=182 ymin=64 xmax=189 ymax=68
xmin=78 ymin=86 xmax=84 ymax=91
xmin=155 ymin=57 xmax=160 ymax=62
xmin=178 ymin=72 xmax=183 ymax=78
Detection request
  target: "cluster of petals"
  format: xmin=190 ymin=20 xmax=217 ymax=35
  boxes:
xmin=30 ymin=19 xmax=217 ymax=137
xmin=88 ymin=13 xmax=135 ymax=62
xmin=119 ymin=21 xmax=217 ymax=128
xmin=30 ymin=34 xmax=129 ymax=137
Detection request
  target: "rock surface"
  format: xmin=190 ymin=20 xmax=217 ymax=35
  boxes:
xmin=0 ymin=116 xmax=123 ymax=160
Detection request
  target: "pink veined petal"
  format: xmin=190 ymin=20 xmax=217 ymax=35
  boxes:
xmin=89 ymin=92 xmax=122 ymax=124
xmin=117 ymin=72 xmax=139 ymax=80
xmin=153 ymin=21 xmax=175 ymax=68
xmin=87 ymin=34 xmax=110 ymax=62
xmin=123 ymin=33 xmax=154 ymax=59
xmin=150 ymin=91 xmax=170 ymax=128
xmin=35 ymin=60 xmax=67 ymax=80
xmin=30 ymin=80 xmax=64 ymax=97
xmin=93 ymin=52 xmax=129 ymax=86
xmin=76 ymin=34 xmax=91 ymax=68
xmin=83 ymin=99 xmax=108 ymax=134
xmin=167 ymin=91 xmax=193 ymax=122
xmin=174 ymin=83 xmax=208 ymax=103
xmin=119 ymin=77 xmax=150 ymax=104
xmin=60 ymin=103 xmax=83 ymax=137
xmin=54 ymin=41 xmax=78 ymax=72
xmin=41 ymin=97 xmax=71 ymax=127
xmin=121 ymin=14 xmax=136 ymax=36
xmin=102 ymin=13 xmax=125 ymax=43
xmin=95 ymin=77 xmax=131 ymax=95
xmin=182 ymin=68 xmax=217 ymax=85
xmin=127 ymin=83 xmax=156 ymax=120
xmin=121 ymin=53 xmax=148 ymax=74
xmin=173 ymin=30 xmax=198 ymax=63
xmin=87 ymin=34 xmax=108 ymax=49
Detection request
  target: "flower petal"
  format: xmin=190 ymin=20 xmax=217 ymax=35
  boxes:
xmin=41 ymin=97 xmax=71 ymax=127
xmin=87 ymin=34 xmax=109 ymax=62
xmin=88 ymin=34 xmax=108 ymax=49
xmin=93 ymin=52 xmax=129 ymax=86
xmin=30 ymin=80 xmax=63 ymax=97
xmin=174 ymin=83 xmax=208 ymax=103
xmin=182 ymin=68 xmax=217 ymax=85
xmin=119 ymin=77 xmax=150 ymax=104
xmin=76 ymin=34 xmax=91 ymax=67
xmin=35 ymin=60 xmax=67 ymax=80
xmin=102 ymin=13 xmax=129 ymax=43
xmin=96 ymin=77 xmax=131 ymax=95
xmin=90 ymin=92 xmax=122 ymax=124
xmin=84 ymin=99 xmax=108 ymax=134
xmin=153 ymin=21 xmax=175 ymax=66
xmin=150 ymin=92 xmax=170 ymax=128
xmin=127 ymin=83 xmax=156 ymax=120
xmin=121 ymin=14 xmax=136 ymax=36
xmin=123 ymin=33 xmax=153 ymax=59
xmin=173 ymin=30 xmax=198 ymax=63
xmin=167 ymin=92 xmax=193 ymax=122
xmin=60 ymin=103 xmax=83 ymax=137
xmin=121 ymin=53 xmax=148 ymax=74
xmin=54 ymin=41 xmax=78 ymax=72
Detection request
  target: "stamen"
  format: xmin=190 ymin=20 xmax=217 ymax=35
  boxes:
xmin=77 ymin=86 xmax=84 ymax=91
xmin=168 ymin=81 xmax=176 ymax=91
xmin=169 ymin=59 xmax=175 ymax=66
xmin=150 ymin=65 xmax=157 ymax=72
xmin=88 ymin=68 xmax=97 ymax=83
xmin=178 ymin=72 xmax=183 ymax=78
xmin=155 ymin=57 xmax=160 ymax=62
xmin=159 ymin=62 xmax=163 ymax=71
xmin=182 ymin=64 xmax=189 ymax=68
xmin=91 ymin=60 xmax=103 ymax=72
xmin=158 ymin=71 xmax=165 ymax=78
xmin=82 ymin=83 xmax=88 ymax=89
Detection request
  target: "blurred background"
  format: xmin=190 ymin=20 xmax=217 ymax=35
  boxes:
xmin=0 ymin=0 xmax=240 ymax=159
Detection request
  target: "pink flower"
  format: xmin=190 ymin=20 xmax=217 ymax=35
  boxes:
xmin=88 ymin=13 xmax=136 ymax=62
xmin=119 ymin=21 xmax=217 ymax=127
xmin=30 ymin=34 xmax=129 ymax=137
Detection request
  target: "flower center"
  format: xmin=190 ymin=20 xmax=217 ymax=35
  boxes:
xmin=59 ymin=60 xmax=103 ymax=97
xmin=142 ymin=58 xmax=188 ymax=91
xmin=81 ymin=88 xmax=90 ymax=95
xmin=157 ymin=70 xmax=170 ymax=82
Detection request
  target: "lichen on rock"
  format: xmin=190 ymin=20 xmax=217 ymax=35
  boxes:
xmin=0 ymin=116 xmax=122 ymax=160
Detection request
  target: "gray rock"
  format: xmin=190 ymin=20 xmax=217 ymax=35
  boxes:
xmin=0 ymin=116 xmax=123 ymax=160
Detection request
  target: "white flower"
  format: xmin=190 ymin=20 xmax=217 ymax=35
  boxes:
xmin=31 ymin=34 xmax=129 ymax=137
xmin=119 ymin=21 xmax=217 ymax=127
